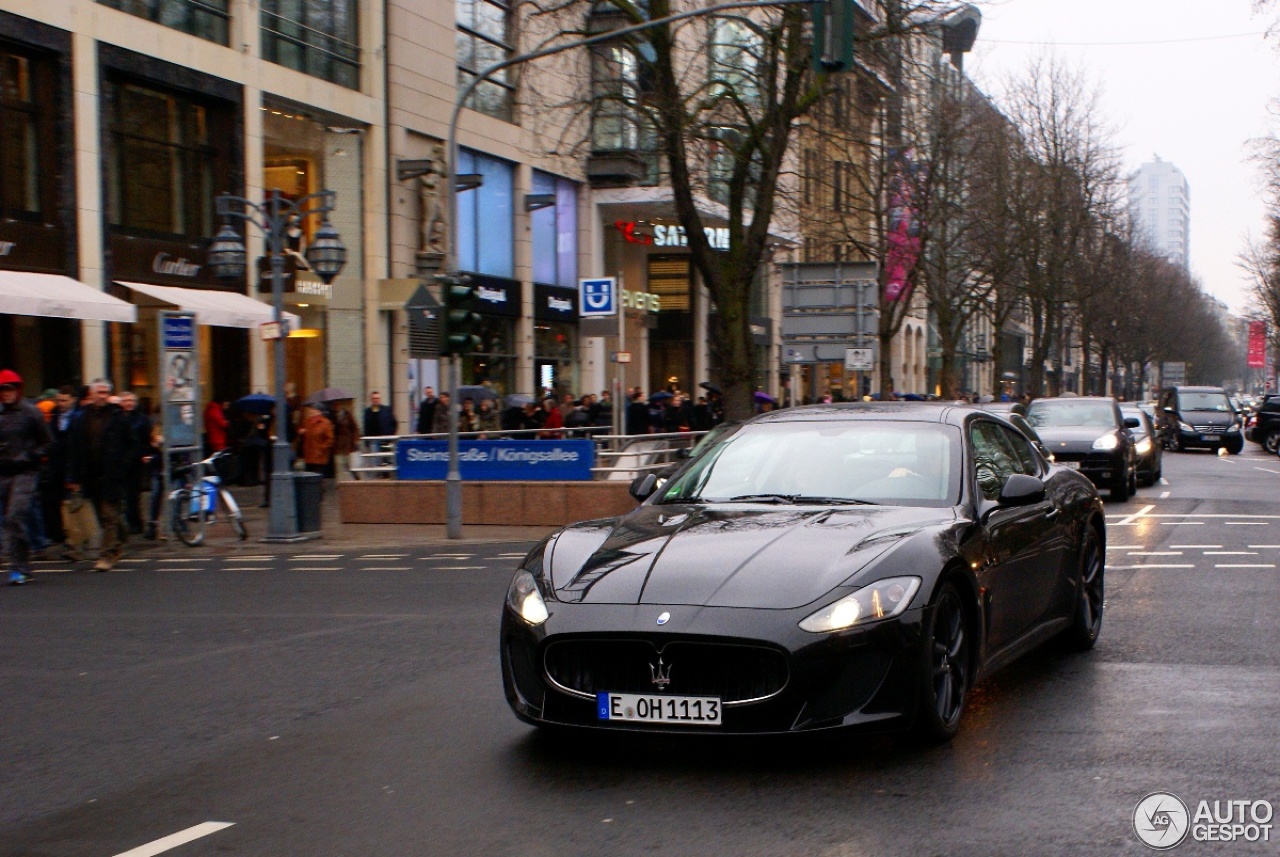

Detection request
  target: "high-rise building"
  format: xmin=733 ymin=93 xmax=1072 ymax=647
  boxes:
xmin=1128 ymin=157 xmax=1190 ymax=270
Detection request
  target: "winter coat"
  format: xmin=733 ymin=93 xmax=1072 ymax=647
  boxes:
xmin=204 ymin=402 xmax=229 ymax=451
xmin=299 ymin=412 xmax=335 ymax=466
xmin=333 ymin=409 xmax=359 ymax=455
xmin=363 ymin=405 xmax=397 ymax=438
xmin=0 ymin=398 xmax=54 ymax=476
xmin=65 ymin=403 xmax=132 ymax=501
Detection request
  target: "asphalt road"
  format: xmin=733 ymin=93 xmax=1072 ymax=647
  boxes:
xmin=2 ymin=447 xmax=1279 ymax=856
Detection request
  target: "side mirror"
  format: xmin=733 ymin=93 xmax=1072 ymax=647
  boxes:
xmin=998 ymin=473 xmax=1046 ymax=507
xmin=629 ymin=473 xmax=659 ymax=502
xmin=1123 ymin=417 xmax=1141 ymax=429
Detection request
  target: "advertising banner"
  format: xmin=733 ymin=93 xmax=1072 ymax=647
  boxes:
xmin=396 ymin=439 xmax=595 ymax=481
xmin=1248 ymin=320 xmax=1268 ymax=369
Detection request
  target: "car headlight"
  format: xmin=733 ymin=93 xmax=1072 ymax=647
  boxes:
xmin=1178 ymin=420 xmax=1195 ymax=433
xmin=799 ymin=576 xmax=921 ymax=633
xmin=1228 ymin=422 xmax=1241 ymax=433
xmin=1135 ymin=437 xmax=1152 ymax=455
xmin=506 ymin=569 xmax=549 ymax=626
xmin=1092 ymin=432 xmax=1120 ymax=450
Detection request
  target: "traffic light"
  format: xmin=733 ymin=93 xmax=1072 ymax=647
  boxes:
xmin=437 ymin=272 xmax=481 ymax=356
xmin=812 ymin=0 xmax=855 ymax=73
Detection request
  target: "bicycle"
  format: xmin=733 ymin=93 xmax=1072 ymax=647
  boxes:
xmin=168 ymin=449 xmax=248 ymax=546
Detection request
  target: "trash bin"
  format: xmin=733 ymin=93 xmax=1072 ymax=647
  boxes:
xmin=293 ymin=471 xmax=323 ymax=534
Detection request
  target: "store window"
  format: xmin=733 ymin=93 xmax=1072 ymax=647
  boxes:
xmin=530 ymin=171 xmax=577 ymax=288
xmin=104 ymin=79 xmax=228 ymax=238
xmin=0 ymin=47 xmax=52 ymax=219
xmin=262 ymin=0 xmax=359 ymax=89
xmin=455 ymin=148 xmax=513 ymax=277
xmin=99 ymin=0 xmax=230 ymax=45
xmin=456 ymin=0 xmax=514 ymax=121
xmin=647 ymin=255 xmax=694 ymax=393
xmin=464 ymin=315 xmax=516 ymax=394
xmin=534 ymin=322 xmax=577 ymax=397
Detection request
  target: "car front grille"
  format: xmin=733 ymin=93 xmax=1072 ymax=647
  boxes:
xmin=544 ymin=638 xmax=789 ymax=706
xmin=1192 ymin=425 xmax=1226 ymax=434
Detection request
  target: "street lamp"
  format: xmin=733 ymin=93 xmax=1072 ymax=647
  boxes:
xmin=209 ymin=189 xmax=346 ymax=541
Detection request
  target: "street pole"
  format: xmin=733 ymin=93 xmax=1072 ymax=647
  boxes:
xmin=267 ymin=191 xmax=301 ymax=540
xmin=446 ymin=355 xmax=462 ymax=539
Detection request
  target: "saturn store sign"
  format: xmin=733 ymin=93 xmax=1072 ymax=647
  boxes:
xmin=614 ymin=221 xmax=730 ymax=252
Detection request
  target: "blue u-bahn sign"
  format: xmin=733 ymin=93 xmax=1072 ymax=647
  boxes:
xmin=396 ymin=439 xmax=595 ymax=481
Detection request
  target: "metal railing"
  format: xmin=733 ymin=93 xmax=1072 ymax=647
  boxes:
xmin=351 ymin=428 xmax=708 ymax=480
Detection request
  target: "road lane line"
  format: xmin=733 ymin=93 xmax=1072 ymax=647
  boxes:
xmin=1106 ymin=546 xmax=1146 ymax=550
xmin=224 ymin=556 xmax=274 ymax=561
xmin=1159 ymin=521 xmax=1204 ymax=525
xmin=289 ymin=554 xmax=343 ymax=560
xmin=112 ymin=822 xmax=234 ymax=857
xmin=1215 ymin=564 xmax=1277 ymax=569
xmin=1254 ymin=467 xmax=1280 ymax=474
xmin=1159 ymin=477 xmax=1170 ymax=485
xmin=1111 ymin=564 xmax=1195 ymax=569
xmin=433 ymin=565 xmax=485 ymax=570
xmin=359 ymin=554 xmax=407 ymax=559
xmin=1221 ymin=457 xmax=1238 ymax=465
xmin=1116 ymin=504 xmax=1155 ymax=526
xmin=1171 ymin=545 xmax=1221 ymax=549
xmin=1225 ymin=522 xmax=1269 ymax=526
xmin=1248 ymin=545 xmax=1280 ymax=549
xmin=290 ymin=567 xmax=345 ymax=571
xmin=1159 ymin=491 xmax=1171 ymax=498
xmin=1127 ymin=551 xmax=1182 ymax=556
xmin=1205 ymin=551 xmax=1258 ymax=555
xmin=30 ymin=568 xmax=73 ymax=573
xmin=219 ymin=567 xmax=269 ymax=571
xmin=362 ymin=566 xmax=412 ymax=571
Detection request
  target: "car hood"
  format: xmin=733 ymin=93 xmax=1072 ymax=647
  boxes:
xmin=545 ymin=503 xmax=956 ymax=609
xmin=1178 ymin=411 xmax=1234 ymax=426
xmin=1032 ymin=426 xmax=1116 ymax=444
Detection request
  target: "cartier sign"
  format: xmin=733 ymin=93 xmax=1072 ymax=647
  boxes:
xmin=153 ymin=253 xmax=202 ymax=278
xmin=109 ymin=232 xmax=226 ymax=288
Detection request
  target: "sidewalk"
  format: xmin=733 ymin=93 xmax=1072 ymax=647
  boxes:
xmin=127 ymin=483 xmax=556 ymax=557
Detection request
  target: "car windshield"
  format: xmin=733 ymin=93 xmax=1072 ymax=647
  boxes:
xmin=1178 ymin=392 xmax=1232 ymax=412
xmin=658 ymin=421 xmax=962 ymax=508
xmin=1025 ymin=401 xmax=1115 ymax=429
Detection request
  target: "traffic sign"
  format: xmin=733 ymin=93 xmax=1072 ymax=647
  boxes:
xmin=162 ymin=314 xmax=195 ymax=350
xmin=580 ymin=277 xmax=617 ymax=317
xmin=612 ymin=351 xmax=632 ymax=363
xmin=844 ymin=347 xmax=874 ymax=371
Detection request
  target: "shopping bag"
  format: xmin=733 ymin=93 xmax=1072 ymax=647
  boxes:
xmin=61 ymin=492 xmax=101 ymax=548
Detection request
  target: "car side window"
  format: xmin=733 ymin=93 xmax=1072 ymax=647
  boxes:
xmin=997 ymin=424 xmax=1040 ymax=476
xmin=970 ymin=421 xmax=1016 ymax=501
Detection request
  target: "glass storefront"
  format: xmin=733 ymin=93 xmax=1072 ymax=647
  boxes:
xmin=647 ymin=254 xmax=694 ymax=393
xmin=534 ymin=321 xmax=576 ymax=398
xmin=464 ymin=315 xmax=516 ymax=395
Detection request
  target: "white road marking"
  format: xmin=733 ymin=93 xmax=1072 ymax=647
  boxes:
xmin=362 ymin=566 xmax=412 ymax=571
xmin=496 ymin=553 xmax=527 ymax=558
xmin=1109 ymin=564 xmax=1196 ymax=569
xmin=359 ymin=554 xmax=407 ymax=559
xmin=1248 ymin=545 xmax=1280 ymax=549
xmin=1105 ymin=546 xmax=1146 ymax=550
xmin=433 ymin=565 xmax=485 ymax=570
xmin=30 ymin=568 xmax=73 ymax=574
xmin=1225 ymin=522 xmax=1269 ymax=526
xmin=224 ymin=556 xmax=274 ymax=561
xmin=1171 ymin=545 xmax=1221 ymax=549
xmin=432 ymin=553 xmax=475 ymax=559
xmin=1116 ymin=504 xmax=1156 ymax=526
xmin=1127 ymin=551 xmax=1182 ymax=556
xmin=1215 ymin=564 xmax=1277 ymax=569
xmin=1204 ymin=551 xmax=1258 ymax=555
xmin=143 ymin=558 xmax=206 ymax=563
xmin=1159 ymin=491 xmax=1171 ymax=498
xmin=1159 ymin=477 xmax=1170 ymax=486
xmin=1106 ymin=513 xmax=1280 ymax=519
xmin=290 ymin=567 xmax=345 ymax=571
xmin=1254 ymin=467 xmax=1280 ymax=474
xmin=220 ymin=567 xmax=270 ymax=571
xmin=112 ymin=822 xmax=234 ymax=857
xmin=289 ymin=554 xmax=343 ymax=560
xmin=1160 ymin=521 xmax=1204 ymax=525
xmin=1221 ymin=457 xmax=1238 ymax=465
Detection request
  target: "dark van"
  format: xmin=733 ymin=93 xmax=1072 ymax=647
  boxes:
xmin=1156 ymin=386 xmax=1244 ymax=454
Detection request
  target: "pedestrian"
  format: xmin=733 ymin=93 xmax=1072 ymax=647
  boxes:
xmin=537 ymin=396 xmax=564 ymax=439
xmin=625 ymin=390 xmax=649 ymax=435
xmin=415 ymin=386 xmax=438 ymax=434
xmin=0 ymin=370 xmax=54 ymax=584
xmin=362 ymin=391 xmax=397 ymax=437
xmin=144 ymin=422 xmax=165 ymax=539
xmin=475 ymin=398 xmax=501 ymax=437
xmin=431 ymin=392 xmax=452 ymax=434
xmin=564 ymin=397 xmax=591 ymax=436
xmin=590 ymin=390 xmax=612 ymax=428
xmin=459 ymin=398 xmax=479 ymax=433
xmin=119 ymin=391 xmax=152 ymax=536
xmin=65 ymin=378 xmax=132 ymax=572
xmin=298 ymin=404 xmax=334 ymax=476
xmin=332 ymin=403 xmax=358 ymax=481
xmin=204 ymin=399 xmax=229 ymax=454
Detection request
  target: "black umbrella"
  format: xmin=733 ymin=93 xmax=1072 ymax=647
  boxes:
xmin=699 ymin=381 xmax=723 ymax=396
xmin=234 ymin=393 xmax=276 ymax=415
xmin=504 ymin=393 xmax=536 ymax=408
xmin=457 ymin=384 xmax=498 ymax=403
xmin=649 ymin=391 xmax=674 ymax=403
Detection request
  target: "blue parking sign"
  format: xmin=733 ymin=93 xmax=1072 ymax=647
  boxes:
xmin=579 ymin=277 xmax=616 ymax=317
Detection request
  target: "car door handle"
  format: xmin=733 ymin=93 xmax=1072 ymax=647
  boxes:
xmin=1045 ymin=507 xmax=1061 ymax=520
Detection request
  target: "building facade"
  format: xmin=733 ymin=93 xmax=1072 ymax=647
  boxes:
xmin=1128 ymin=156 xmax=1190 ymax=271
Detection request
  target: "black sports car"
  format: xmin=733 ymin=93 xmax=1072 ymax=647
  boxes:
xmin=501 ymin=403 xmax=1105 ymax=741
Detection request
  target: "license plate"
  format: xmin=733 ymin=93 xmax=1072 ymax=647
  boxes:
xmin=1201 ymin=434 xmax=1217 ymax=442
xmin=597 ymin=692 xmax=722 ymax=726
xmin=1059 ymin=461 xmax=1080 ymax=470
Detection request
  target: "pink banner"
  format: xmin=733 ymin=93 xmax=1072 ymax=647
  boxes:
xmin=1248 ymin=320 xmax=1267 ymax=369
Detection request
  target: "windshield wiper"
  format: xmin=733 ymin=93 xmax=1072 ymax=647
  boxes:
xmin=713 ymin=494 xmax=878 ymax=506
xmin=790 ymin=496 xmax=878 ymax=506
xmin=719 ymin=494 xmax=799 ymax=504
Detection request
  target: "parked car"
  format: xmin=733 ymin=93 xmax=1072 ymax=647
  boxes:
xmin=501 ymin=404 xmax=1106 ymax=742
xmin=1245 ymin=394 xmax=1280 ymax=454
xmin=1120 ymin=403 xmax=1163 ymax=487
xmin=1155 ymin=385 xmax=1244 ymax=454
xmin=1025 ymin=396 xmax=1139 ymax=501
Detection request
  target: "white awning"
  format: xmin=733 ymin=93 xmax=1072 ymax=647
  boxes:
xmin=116 ymin=281 xmax=299 ymax=329
xmin=0 ymin=270 xmax=137 ymax=323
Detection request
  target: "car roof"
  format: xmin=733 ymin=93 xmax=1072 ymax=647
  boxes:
xmin=750 ymin=402 xmax=975 ymax=426
xmin=1027 ymin=396 xmax=1117 ymax=404
xmin=1167 ymin=386 xmax=1226 ymax=392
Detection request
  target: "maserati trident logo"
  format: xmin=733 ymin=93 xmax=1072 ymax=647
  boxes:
xmin=649 ymin=656 xmax=672 ymax=689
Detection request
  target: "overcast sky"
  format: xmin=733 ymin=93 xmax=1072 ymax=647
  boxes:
xmin=965 ymin=0 xmax=1279 ymax=314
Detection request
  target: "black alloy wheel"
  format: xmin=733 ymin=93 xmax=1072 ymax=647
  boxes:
xmin=1263 ymin=431 xmax=1280 ymax=455
xmin=1064 ymin=526 xmax=1104 ymax=650
xmin=915 ymin=580 xmax=971 ymax=743
xmin=1110 ymin=468 xmax=1130 ymax=502
xmin=1169 ymin=432 xmax=1184 ymax=452
xmin=1226 ymin=436 xmax=1244 ymax=455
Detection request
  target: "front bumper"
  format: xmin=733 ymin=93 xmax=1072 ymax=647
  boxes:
xmin=1174 ymin=426 xmax=1239 ymax=449
xmin=1050 ymin=447 xmax=1125 ymax=487
xmin=501 ymin=600 xmax=928 ymax=735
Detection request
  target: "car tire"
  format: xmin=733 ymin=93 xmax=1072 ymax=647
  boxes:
xmin=1110 ymin=470 xmax=1130 ymax=502
xmin=1129 ymin=468 xmax=1138 ymax=494
xmin=1138 ymin=468 xmax=1155 ymax=488
xmin=1063 ymin=525 xmax=1104 ymax=651
xmin=1264 ymin=431 xmax=1280 ymax=455
xmin=1226 ymin=437 xmax=1244 ymax=455
xmin=1169 ymin=433 xmax=1183 ymax=452
xmin=913 ymin=579 xmax=971 ymax=744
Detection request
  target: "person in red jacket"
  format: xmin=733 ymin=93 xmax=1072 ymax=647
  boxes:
xmin=204 ymin=400 xmax=229 ymax=453
xmin=536 ymin=397 xmax=564 ymax=439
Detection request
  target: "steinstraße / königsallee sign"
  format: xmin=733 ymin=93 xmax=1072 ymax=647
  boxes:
xmin=396 ymin=439 xmax=595 ymax=481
